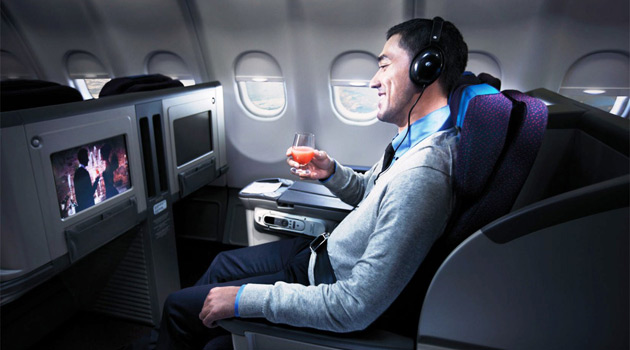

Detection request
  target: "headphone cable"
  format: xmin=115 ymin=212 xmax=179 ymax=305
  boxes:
xmin=375 ymin=86 xmax=425 ymax=183
xmin=394 ymin=86 xmax=425 ymax=155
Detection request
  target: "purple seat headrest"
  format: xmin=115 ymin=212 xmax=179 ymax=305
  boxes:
xmin=455 ymin=92 xmax=513 ymax=198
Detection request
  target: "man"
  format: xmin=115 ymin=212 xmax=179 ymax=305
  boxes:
xmin=73 ymin=148 xmax=100 ymax=213
xmin=156 ymin=17 xmax=467 ymax=349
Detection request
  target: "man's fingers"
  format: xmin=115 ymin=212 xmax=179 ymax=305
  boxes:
xmin=287 ymin=158 xmax=300 ymax=168
xmin=201 ymin=313 xmax=219 ymax=328
xmin=199 ymin=288 xmax=216 ymax=323
xmin=199 ymin=286 xmax=239 ymax=329
xmin=313 ymin=150 xmax=326 ymax=159
xmin=200 ymin=302 xmax=218 ymax=328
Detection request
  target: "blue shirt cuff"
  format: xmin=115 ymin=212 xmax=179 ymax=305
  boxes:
xmin=319 ymin=161 xmax=337 ymax=184
xmin=234 ymin=284 xmax=246 ymax=317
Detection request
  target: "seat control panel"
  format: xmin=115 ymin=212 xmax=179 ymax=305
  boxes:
xmin=254 ymin=208 xmax=326 ymax=237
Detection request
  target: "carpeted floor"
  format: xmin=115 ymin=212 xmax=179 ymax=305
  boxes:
xmin=29 ymin=311 xmax=153 ymax=350
xmin=23 ymin=238 xmax=239 ymax=350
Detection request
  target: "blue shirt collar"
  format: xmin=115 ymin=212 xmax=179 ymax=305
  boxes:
xmin=391 ymin=105 xmax=451 ymax=161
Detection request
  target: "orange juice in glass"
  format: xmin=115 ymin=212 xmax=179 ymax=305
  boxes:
xmin=291 ymin=132 xmax=315 ymax=175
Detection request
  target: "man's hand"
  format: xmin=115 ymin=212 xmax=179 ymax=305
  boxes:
xmin=199 ymin=286 xmax=240 ymax=328
xmin=286 ymin=148 xmax=335 ymax=180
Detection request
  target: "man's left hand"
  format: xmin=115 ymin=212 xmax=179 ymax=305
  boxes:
xmin=199 ymin=286 xmax=240 ymax=328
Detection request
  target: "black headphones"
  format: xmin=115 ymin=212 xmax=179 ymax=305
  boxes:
xmin=409 ymin=17 xmax=445 ymax=87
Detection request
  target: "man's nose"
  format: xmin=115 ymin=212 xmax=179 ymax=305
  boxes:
xmin=369 ymin=72 xmax=380 ymax=89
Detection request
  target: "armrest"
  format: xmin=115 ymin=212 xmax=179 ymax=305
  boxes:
xmin=483 ymin=175 xmax=629 ymax=243
xmin=418 ymin=175 xmax=629 ymax=349
xmin=219 ymin=318 xmax=414 ymax=350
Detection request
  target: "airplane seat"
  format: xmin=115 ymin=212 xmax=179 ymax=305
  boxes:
xmin=451 ymin=88 xmax=548 ymax=241
xmin=0 ymin=79 xmax=83 ymax=112
xmin=416 ymin=90 xmax=628 ymax=349
xmin=511 ymin=90 xmax=630 ymax=209
xmin=416 ymin=173 xmax=629 ymax=349
xmin=220 ymin=75 xmax=550 ymax=350
xmin=98 ymin=74 xmax=183 ymax=98
xmin=477 ymin=72 xmax=501 ymax=91
xmin=456 ymin=71 xmax=501 ymax=91
xmin=373 ymin=77 xmax=548 ymax=337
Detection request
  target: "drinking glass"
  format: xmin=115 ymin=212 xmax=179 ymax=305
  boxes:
xmin=291 ymin=132 xmax=315 ymax=175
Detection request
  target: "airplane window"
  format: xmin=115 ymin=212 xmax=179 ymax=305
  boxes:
xmin=330 ymin=52 xmax=379 ymax=125
xmin=331 ymin=83 xmax=378 ymax=123
xmin=73 ymin=78 xmax=110 ymax=99
xmin=235 ymin=52 xmax=286 ymax=119
xmin=560 ymin=52 xmax=629 ymax=118
xmin=1 ymin=50 xmax=37 ymax=80
xmin=66 ymin=51 xmax=110 ymax=99
xmin=466 ymin=52 xmax=502 ymax=81
xmin=147 ymin=52 xmax=196 ymax=87
xmin=567 ymin=93 xmax=629 ymax=117
xmin=236 ymin=79 xmax=286 ymax=117
xmin=165 ymin=75 xmax=195 ymax=87
xmin=178 ymin=79 xmax=196 ymax=87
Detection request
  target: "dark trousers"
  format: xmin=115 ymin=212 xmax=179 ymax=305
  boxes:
xmin=155 ymin=237 xmax=312 ymax=350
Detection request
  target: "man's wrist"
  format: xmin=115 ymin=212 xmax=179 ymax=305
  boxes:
xmin=234 ymin=285 xmax=246 ymax=317
xmin=319 ymin=161 xmax=337 ymax=183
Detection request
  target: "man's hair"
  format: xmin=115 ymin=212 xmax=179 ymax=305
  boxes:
xmin=101 ymin=144 xmax=112 ymax=161
xmin=78 ymin=148 xmax=89 ymax=166
xmin=387 ymin=18 xmax=468 ymax=95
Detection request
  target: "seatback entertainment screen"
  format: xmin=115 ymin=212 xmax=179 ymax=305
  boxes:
xmin=50 ymin=135 xmax=132 ymax=219
xmin=173 ymin=111 xmax=213 ymax=167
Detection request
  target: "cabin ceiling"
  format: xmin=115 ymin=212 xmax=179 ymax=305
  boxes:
xmin=2 ymin=0 xmax=628 ymax=90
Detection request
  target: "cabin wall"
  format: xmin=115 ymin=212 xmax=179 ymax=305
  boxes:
xmin=190 ymin=0 xmax=406 ymax=187
xmin=419 ymin=0 xmax=630 ymax=92
xmin=1 ymin=0 xmax=628 ymax=188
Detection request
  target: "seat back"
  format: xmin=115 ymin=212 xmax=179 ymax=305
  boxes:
xmin=99 ymin=74 xmax=183 ymax=97
xmin=418 ymin=176 xmax=629 ymax=349
xmin=448 ymin=88 xmax=548 ymax=245
xmin=374 ymin=74 xmax=548 ymax=336
xmin=417 ymin=88 xmax=628 ymax=349
xmin=0 ymin=79 xmax=83 ymax=112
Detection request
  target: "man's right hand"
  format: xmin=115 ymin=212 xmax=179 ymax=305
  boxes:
xmin=286 ymin=148 xmax=335 ymax=181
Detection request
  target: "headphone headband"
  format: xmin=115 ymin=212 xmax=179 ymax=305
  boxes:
xmin=409 ymin=17 xmax=445 ymax=87
xmin=429 ymin=17 xmax=444 ymax=45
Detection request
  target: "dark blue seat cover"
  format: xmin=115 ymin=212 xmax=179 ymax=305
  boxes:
xmin=0 ymin=79 xmax=83 ymax=112
xmin=98 ymin=74 xmax=183 ymax=97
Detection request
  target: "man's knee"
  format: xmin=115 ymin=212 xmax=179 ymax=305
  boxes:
xmin=162 ymin=291 xmax=185 ymax=321
xmin=162 ymin=287 xmax=206 ymax=323
xmin=158 ymin=290 xmax=205 ymax=349
xmin=204 ymin=251 xmax=234 ymax=284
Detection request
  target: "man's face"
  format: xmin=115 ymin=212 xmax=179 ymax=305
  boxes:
xmin=369 ymin=34 xmax=417 ymax=126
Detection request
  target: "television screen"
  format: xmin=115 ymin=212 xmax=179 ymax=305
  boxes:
xmin=50 ymin=135 xmax=132 ymax=219
xmin=173 ymin=111 xmax=213 ymax=167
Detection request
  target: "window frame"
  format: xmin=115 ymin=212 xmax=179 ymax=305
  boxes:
xmin=329 ymin=79 xmax=379 ymax=126
xmin=234 ymin=75 xmax=287 ymax=121
xmin=72 ymin=77 xmax=110 ymax=99
xmin=559 ymin=51 xmax=629 ymax=118
xmin=329 ymin=51 xmax=379 ymax=126
xmin=146 ymin=51 xmax=196 ymax=87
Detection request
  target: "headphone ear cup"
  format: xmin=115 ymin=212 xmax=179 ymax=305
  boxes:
xmin=409 ymin=46 xmax=444 ymax=87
